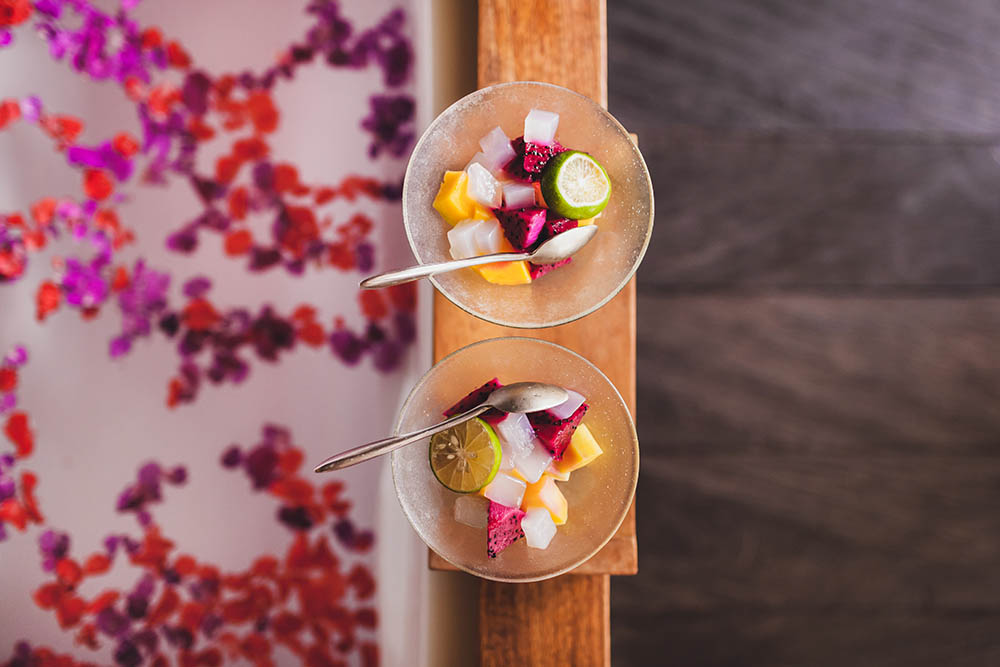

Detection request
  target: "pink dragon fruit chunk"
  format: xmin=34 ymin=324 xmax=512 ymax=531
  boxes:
xmin=503 ymin=136 xmax=567 ymax=182
xmin=538 ymin=215 xmax=579 ymax=243
xmin=495 ymin=207 xmax=547 ymax=250
xmin=527 ymin=403 xmax=588 ymax=460
xmin=487 ymin=501 xmax=526 ymax=558
xmin=443 ymin=378 xmax=507 ymax=425
xmin=528 ymin=257 xmax=572 ymax=281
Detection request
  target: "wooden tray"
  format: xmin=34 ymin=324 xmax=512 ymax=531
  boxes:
xmin=429 ymin=1 xmax=637 ymax=664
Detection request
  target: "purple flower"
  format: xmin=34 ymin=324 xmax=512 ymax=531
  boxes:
xmin=181 ymin=71 xmax=211 ymax=115
xmin=372 ymin=340 xmax=401 ymax=372
xmin=3 ymin=346 xmax=27 ymax=367
xmin=61 ymin=258 xmax=109 ymax=308
xmin=330 ymin=329 xmax=365 ymax=365
xmin=0 ymin=31 xmax=12 ymax=48
xmin=243 ymin=443 xmax=279 ymax=490
xmin=220 ymin=446 xmax=242 ymax=468
xmin=355 ymin=242 xmax=374 ymax=272
xmin=277 ymin=505 xmax=314 ymax=531
xmin=361 ymin=95 xmax=415 ymax=158
xmin=182 ymin=276 xmax=211 ymax=299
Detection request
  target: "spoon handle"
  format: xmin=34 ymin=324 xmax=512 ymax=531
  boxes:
xmin=313 ymin=404 xmax=491 ymax=473
xmin=360 ymin=252 xmax=528 ymax=289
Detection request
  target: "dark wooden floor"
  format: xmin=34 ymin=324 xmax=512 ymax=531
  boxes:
xmin=608 ymin=1 xmax=1000 ymax=665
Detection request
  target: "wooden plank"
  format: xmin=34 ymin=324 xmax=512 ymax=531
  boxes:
xmin=611 ymin=612 xmax=1000 ymax=667
xmin=431 ymin=1 xmax=622 ymax=665
xmin=480 ymin=575 xmax=610 ymax=667
xmin=636 ymin=294 xmax=1000 ymax=456
xmin=633 ymin=128 xmax=1000 ymax=287
xmin=609 ymin=0 xmax=1000 ymax=132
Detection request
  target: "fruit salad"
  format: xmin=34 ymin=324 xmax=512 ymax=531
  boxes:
xmin=431 ymin=108 xmax=612 ymax=286
xmin=429 ymin=378 xmax=604 ymax=558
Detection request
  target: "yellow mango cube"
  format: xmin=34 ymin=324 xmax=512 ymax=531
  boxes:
xmin=554 ymin=423 xmax=603 ymax=474
xmin=545 ymin=465 xmax=571 ymax=482
xmin=471 ymin=204 xmax=494 ymax=220
xmin=433 ymin=171 xmax=474 ymax=225
xmin=577 ymin=217 xmax=595 ymax=226
xmin=474 ymin=235 xmax=532 ymax=285
xmin=521 ymin=475 xmax=568 ymax=525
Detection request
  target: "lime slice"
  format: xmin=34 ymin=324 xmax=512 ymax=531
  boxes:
xmin=540 ymin=150 xmax=611 ymax=220
xmin=429 ymin=418 xmax=501 ymax=493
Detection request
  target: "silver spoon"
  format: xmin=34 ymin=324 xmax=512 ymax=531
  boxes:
xmin=359 ymin=225 xmax=598 ymax=289
xmin=313 ymin=382 xmax=569 ymax=473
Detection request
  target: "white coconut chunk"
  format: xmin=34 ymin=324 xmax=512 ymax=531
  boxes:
xmin=521 ymin=508 xmax=557 ymax=549
xmin=513 ymin=439 xmax=553 ymax=485
xmin=447 ymin=219 xmax=481 ymax=260
xmin=483 ymin=471 xmax=526 ymax=508
xmin=524 ymin=108 xmax=560 ymax=145
xmin=502 ymin=182 xmax=537 ymax=209
xmin=465 ymin=163 xmax=502 ymax=208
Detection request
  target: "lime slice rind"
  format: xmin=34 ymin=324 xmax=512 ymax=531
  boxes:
xmin=540 ymin=150 xmax=611 ymax=220
xmin=429 ymin=418 xmax=501 ymax=493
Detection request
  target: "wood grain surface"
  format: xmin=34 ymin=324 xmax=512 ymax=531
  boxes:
xmin=608 ymin=0 xmax=1000 ymax=664
xmin=432 ymin=1 xmax=625 ymax=665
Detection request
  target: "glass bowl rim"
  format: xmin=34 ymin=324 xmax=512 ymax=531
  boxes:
xmin=401 ymin=80 xmax=655 ymax=329
xmin=390 ymin=335 xmax=640 ymax=582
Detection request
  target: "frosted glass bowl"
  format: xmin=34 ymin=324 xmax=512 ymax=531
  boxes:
xmin=391 ymin=337 xmax=639 ymax=582
xmin=402 ymin=81 xmax=654 ymax=328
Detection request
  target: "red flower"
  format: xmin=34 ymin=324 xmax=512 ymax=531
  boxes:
xmin=83 ymin=553 xmax=111 ymax=575
xmin=387 ymin=282 xmax=417 ymax=312
xmin=31 ymin=197 xmax=56 ymax=225
xmin=359 ymin=290 xmax=387 ymax=321
xmin=4 ymin=412 xmax=33 ymax=457
xmin=0 ymin=98 xmax=21 ymax=129
xmin=183 ymin=298 xmax=221 ymax=330
xmin=0 ymin=1 xmax=31 ymax=28
xmin=0 ymin=367 xmax=17 ymax=392
xmin=36 ymin=281 xmax=61 ymax=320
xmin=224 ymin=229 xmax=253 ymax=256
xmin=167 ymin=41 xmax=191 ymax=68
xmin=112 ymin=132 xmax=140 ymax=157
xmin=83 ymin=169 xmax=112 ymax=200
xmin=227 ymin=187 xmax=249 ymax=220
xmin=55 ymin=558 xmax=82 ymax=586
xmin=0 ymin=498 xmax=27 ymax=529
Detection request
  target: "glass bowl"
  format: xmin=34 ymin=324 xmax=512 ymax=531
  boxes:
xmin=391 ymin=337 xmax=639 ymax=582
xmin=402 ymin=81 xmax=654 ymax=328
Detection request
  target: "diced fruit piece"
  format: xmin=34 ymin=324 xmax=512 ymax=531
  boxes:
xmin=475 ymin=258 xmax=532 ymax=285
xmin=502 ymin=182 xmax=537 ymax=209
xmin=495 ymin=207 xmax=547 ymax=250
xmin=433 ymin=171 xmax=474 ymax=225
xmin=448 ymin=220 xmax=481 ymax=259
xmin=498 ymin=443 xmax=516 ymax=471
xmin=475 ymin=234 xmax=532 ymax=285
xmin=487 ymin=501 xmax=526 ymax=558
xmin=528 ymin=403 xmax=588 ymax=460
xmin=512 ymin=439 xmax=553 ymax=484
xmin=443 ymin=378 xmax=506 ymax=425
xmin=479 ymin=126 xmax=516 ymax=173
xmin=471 ymin=204 xmax=494 ymax=220
xmin=428 ymin=418 xmax=501 ymax=493
xmin=540 ymin=150 xmax=611 ymax=220
xmin=454 ymin=494 xmax=488 ymax=528
xmin=472 ymin=218 xmax=505 ymax=255
xmin=465 ymin=151 xmax=489 ymax=173
xmin=483 ymin=471 xmax=527 ymax=509
xmin=521 ymin=507 xmax=557 ymax=549
xmin=577 ymin=217 xmax=595 ymax=226
xmin=495 ymin=412 xmax=536 ymax=459
xmin=548 ymin=389 xmax=586 ymax=421
xmin=533 ymin=181 xmax=546 ymax=207
xmin=521 ymin=475 xmax=568 ymax=525
xmin=528 ymin=258 xmax=571 ymax=281
xmin=466 ymin=163 xmax=502 ymax=208
xmin=545 ymin=463 xmax=571 ymax=482
xmin=554 ymin=423 xmax=604 ymax=474
xmin=523 ymin=109 xmax=560 ymax=146
xmin=504 ymin=136 xmax=567 ymax=182
xmin=538 ymin=214 xmax=579 ymax=243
